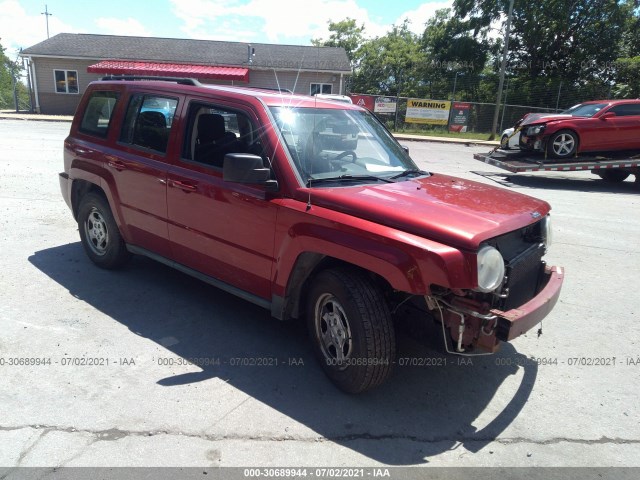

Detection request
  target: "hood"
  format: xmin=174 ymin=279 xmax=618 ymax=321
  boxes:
xmin=306 ymin=174 xmax=550 ymax=251
xmin=519 ymin=113 xmax=573 ymax=126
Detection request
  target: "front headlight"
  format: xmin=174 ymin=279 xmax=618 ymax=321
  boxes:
xmin=541 ymin=215 xmax=552 ymax=249
xmin=527 ymin=124 xmax=546 ymax=136
xmin=476 ymin=245 xmax=505 ymax=293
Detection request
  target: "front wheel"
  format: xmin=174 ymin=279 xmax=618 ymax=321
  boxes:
xmin=78 ymin=192 xmax=130 ymax=269
xmin=500 ymin=135 xmax=510 ymax=150
xmin=306 ymin=268 xmax=395 ymax=393
xmin=547 ymin=129 xmax=578 ymax=159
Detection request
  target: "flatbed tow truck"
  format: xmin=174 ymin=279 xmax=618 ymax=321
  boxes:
xmin=473 ymin=148 xmax=640 ymax=184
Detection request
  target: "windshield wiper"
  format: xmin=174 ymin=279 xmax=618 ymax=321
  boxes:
xmin=389 ymin=169 xmax=428 ymax=179
xmin=307 ymin=174 xmax=394 ymax=186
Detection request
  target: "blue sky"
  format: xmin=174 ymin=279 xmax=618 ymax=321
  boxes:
xmin=1 ymin=0 xmax=453 ymax=57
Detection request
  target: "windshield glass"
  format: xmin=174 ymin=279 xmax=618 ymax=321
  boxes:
xmin=561 ymin=103 xmax=608 ymax=117
xmin=269 ymin=107 xmax=419 ymax=184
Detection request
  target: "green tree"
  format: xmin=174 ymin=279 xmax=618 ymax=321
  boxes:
xmin=351 ymin=20 xmax=425 ymax=96
xmin=453 ymin=0 xmax=627 ymax=98
xmin=612 ymin=1 xmax=640 ymax=98
xmin=421 ymin=8 xmax=496 ymax=100
xmin=312 ymin=18 xmax=366 ymax=67
xmin=619 ymin=0 xmax=640 ymax=57
xmin=612 ymin=56 xmax=640 ymax=97
xmin=0 ymin=42 xmax=29 ymax=111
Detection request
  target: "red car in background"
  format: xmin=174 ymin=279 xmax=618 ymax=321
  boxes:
xmin=518 ymin=99 xmax=640 ymax=159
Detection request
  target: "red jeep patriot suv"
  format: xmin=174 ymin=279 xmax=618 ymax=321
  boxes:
xmin=60 ymin=77 xmax=564 ymax=393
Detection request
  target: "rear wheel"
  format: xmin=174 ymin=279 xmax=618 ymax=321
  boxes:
xmin=500 ymin=135 xmax=510 ymax=150
xmin=547 ymin=129 xmax=578 ymax=159
xmin=78 ymin=192 xmax=130 ymax=269
xmin=306 ymin=268 xmax=395 ymax=393
xmin=596 ymin=170 xmax=630 ymax=183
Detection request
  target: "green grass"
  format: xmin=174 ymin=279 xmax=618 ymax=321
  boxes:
xmin=390 ymin=128 xmax=492 ymax=141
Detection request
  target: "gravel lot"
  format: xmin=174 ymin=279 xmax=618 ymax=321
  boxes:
xmin=1 ymin=119 xmax=639 ymax=473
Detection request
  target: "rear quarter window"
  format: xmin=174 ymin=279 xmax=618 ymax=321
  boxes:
xmin=610 ymin=104 xmax=640 ymax=117
xmin=79 ymin=91 xmax=120 ymax=138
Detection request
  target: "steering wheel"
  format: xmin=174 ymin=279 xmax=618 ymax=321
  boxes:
xmin=335 ymin=150 xmax=357 ymax=162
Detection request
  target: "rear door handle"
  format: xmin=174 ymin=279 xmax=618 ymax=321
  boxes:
xmin=170 ymin=180 xmax=197 ymax=192
xmin=106 ymin=156 xmax=127 ymax=171
xmin=74 ymin=147 xmax=90 ymax=155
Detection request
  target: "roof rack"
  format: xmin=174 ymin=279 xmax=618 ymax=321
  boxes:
xmin=241 ymin=86 xmax=293 ymax=94
xmin=101 ymin=75 xmax=202 ymax=86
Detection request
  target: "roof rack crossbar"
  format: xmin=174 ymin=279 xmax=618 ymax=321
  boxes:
xmin=101 ymin=75 xmax=201 ymax=86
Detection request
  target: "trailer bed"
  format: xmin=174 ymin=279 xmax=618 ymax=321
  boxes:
xmin=474 ymin=149 xmax=640 ymax=174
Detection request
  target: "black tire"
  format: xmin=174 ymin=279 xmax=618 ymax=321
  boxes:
xmin=547 ymin=129 xmax=578 ymax=159
xmin=500 ymin=135 xmax=510 ymax=150
xmin=77 ymin=192 xmax=130 ymax=269
xmin=596 ymin=170 xmax=630 ymax=183
xmin=306 ymin=268 xmax=395 ymax=393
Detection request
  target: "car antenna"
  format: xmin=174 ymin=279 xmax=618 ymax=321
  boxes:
xmin=306 ymin=178 xmax=312 ymax=211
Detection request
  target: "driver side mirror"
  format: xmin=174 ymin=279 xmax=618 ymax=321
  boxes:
xmin=600 ymin=111 xmax=616 ymax=120
xmin=223 ymin=153 xmax=278 ymax=190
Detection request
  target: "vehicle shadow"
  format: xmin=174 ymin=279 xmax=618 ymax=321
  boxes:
xmin=29 ymin=243 xmax=539 ymax=465
xmin=471 ymin=170 xmax=639 ymax=193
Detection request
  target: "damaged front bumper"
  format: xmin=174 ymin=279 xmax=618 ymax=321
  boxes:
xmin=432 ymin=265 xmax=564 ymax=353
xmin=493 ymin=265 xmax=564 ymax=341
xmin=519 ymin=134 xmax=545 ymax=152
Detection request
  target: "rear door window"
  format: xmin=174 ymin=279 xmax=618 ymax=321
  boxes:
xmin=119 ymin=94 xmax=178 ymax=154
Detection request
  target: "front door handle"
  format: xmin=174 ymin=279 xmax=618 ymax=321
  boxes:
xmin=170 ymin=180 xmax=197 ymax=192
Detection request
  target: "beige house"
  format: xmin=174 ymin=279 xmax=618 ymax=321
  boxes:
xmin=20 ymin=33 xmax=352 ymax=115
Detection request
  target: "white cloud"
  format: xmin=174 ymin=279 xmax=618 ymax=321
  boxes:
xmin=0 ymin=0 xmax=77 ymax=54
xmin=94 ymin=17 xmax=153 ymax=37
xmin=234 ymin=0 xmax=376 ymax=42
xmin=168 ymin=0 xmax=389 ymax=43
xmin=167 ymin=0 xmax=456 ymax=44
xmin=396 ymin=1 xmax=454 ymax=35
xmin=170 ymin=0 xmax=236 ymax=32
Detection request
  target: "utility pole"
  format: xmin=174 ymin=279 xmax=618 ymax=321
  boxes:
xmin=452 ymin=72 xmax=458 ymax=101
xmin=489 ymin=0 xmax=514 ymax=140
xmin=23 ymin=53 xmax=34 ymax=113
xmin=499 ymin=77 xmax=510 ymax=132
xmin=41 ymin=5 xmax=52 ymax=39
xmin=555 ymin=81 xmax=563 ymax=111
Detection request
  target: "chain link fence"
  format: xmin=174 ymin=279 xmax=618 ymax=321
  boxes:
xmin=351 ymin=75 xmax=618 ymax=136
xmin=356 ymin=97 xmax=560 ymax=136
xmin=0 ymin=89 xmax=31 ymax=111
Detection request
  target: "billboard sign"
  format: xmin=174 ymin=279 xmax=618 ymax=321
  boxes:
xmin=374 ymin=97 xmax=397 ymax=113
xmin=349 ymin=95 xmax=375 ymax=111
xmin=449 ymin=102 xmax=471 ymax=133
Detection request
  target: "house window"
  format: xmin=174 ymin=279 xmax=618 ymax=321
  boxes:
xmin=310 ymin=83 xmax=332 ymax=95
xmin=54 ymin=70 xmax=79 ymax=94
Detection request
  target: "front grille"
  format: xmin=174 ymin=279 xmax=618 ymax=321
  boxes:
xmin=500 ymin=243 xmax=545 ymax=310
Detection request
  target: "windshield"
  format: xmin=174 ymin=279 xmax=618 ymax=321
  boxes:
xmin=561 ymin=103 xmax=608 ymax=117
xmin=270 ymin=107 xmax=419 ymax=184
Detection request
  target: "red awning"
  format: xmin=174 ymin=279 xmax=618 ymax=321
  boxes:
xmin=87 ymin=60 xmax=249 ymax=82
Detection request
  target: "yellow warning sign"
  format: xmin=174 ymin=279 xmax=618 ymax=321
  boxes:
xmin=405 ymin=98 xmax=451 ymax=125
